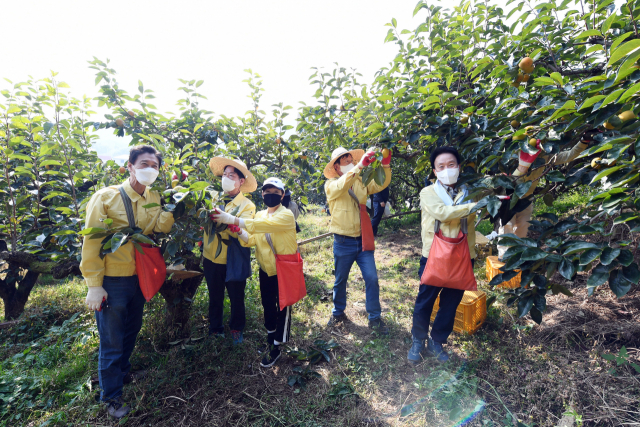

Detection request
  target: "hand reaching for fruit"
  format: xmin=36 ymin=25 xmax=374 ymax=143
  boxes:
xmin=228 ymin=224 xmax=241 ymax=233
xmin=212 ymin=208 xmax=237 ymax=225
xmin=357 ymin=151 xmax=377 ymax=168
xmin=381 ymin=148 xmax=392 ymax=166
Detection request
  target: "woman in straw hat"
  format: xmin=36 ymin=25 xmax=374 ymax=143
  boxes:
xmin=212 ymin=177 xmax=298 ymax=368
xmin=324 ymin=146 xmax=392 ymax=334
xmin=203 ymin=157 xmax=257 ymax=345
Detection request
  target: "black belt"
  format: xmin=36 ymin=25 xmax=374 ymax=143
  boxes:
xmin=334 ymin=234 xmax=361 ymax=240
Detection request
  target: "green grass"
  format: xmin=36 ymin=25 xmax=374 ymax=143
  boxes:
xmin=0 ymin=195 xmax=636 ymax=426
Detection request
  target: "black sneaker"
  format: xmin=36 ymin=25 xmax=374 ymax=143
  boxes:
xmin=327 ymin=314 xmax=347 ymax=327
xmin=368 ymin=318 xmax=389 ymax=335
xmin=260 ymin=345 xmax=281 ymax=368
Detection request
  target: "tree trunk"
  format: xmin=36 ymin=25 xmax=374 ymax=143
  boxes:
xmin=157 ymin=255 xmax=204 ymax=337
xmin=0 ymin=270 xmax=40 ymax=320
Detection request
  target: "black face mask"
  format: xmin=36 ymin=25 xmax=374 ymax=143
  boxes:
xmin=263 ymin=193 xmax=282 ymax=208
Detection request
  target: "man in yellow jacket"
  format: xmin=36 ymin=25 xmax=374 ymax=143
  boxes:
xmin=203 ymin=158 xmax=256 ymax=345
xmin=408 ymin=147 xmax=476 ymax=364
xmin=497 ymin=137 xmax=589 ymax=259
xmin=323 ymin=147 xmax=392 ymax=334
xmin=212 ymin=177 xmax=298 ymax=368
xmin=80 ymin=145 xmax=174 ymax=419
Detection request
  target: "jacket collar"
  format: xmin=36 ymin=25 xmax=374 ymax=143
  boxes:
xmin=228 ymin=192 xmax=246 ymax=206
xmin=122 ymin=179 xmax=148 ymax=203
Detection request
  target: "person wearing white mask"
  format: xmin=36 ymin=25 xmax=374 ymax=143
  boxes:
xmin=323 ymin=146 xmax=392 ymax=335
xmin=80 ymin=145 xmax=174 ymax=419
xmin=203 ymin=157 xmax=257 ymax=345
xmin=407 ymin=146 xmax=477 ymax=365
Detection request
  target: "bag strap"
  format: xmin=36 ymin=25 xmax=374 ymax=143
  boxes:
xmin=434 ymin=217 xmax=468 ymax=235
xmin=265 ymin=232 xmax=300 ymax=255
xmin=265 ymin=233 xmax=277 ymax=256
xmin=348 ymin=188 xmax=361 ymax=207
xmin=117 ymin=186 xmax=136 ymax=229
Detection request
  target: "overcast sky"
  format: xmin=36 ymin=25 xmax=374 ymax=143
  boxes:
xmin=3 ymin=0 xmax=438 ymax=162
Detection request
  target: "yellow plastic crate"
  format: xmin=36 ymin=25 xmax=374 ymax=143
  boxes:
xmin=430 ymin=290 xmax=487 ymax=335
xmin=486 ymin=256 xmax=521 ymax=289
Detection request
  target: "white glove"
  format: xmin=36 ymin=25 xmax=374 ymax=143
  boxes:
xmin=237 ymin=229 xmax=248 ymax=243
xmin=485 ymin=231 xmax=499 ymax=241
xmin=212 ymin=208 xmax=237 ymax=225
xmin=86 ymin=286 xmax=108 ymax=311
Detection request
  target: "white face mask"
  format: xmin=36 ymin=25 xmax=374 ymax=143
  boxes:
xmin=340 ymin=163 xmax=355 ymax=174
xmin=133 ymin=167 xmax=159 ymax=186
xmin=221 ymin=176 xmax=237 ymax=193
xmin=436 ymin=167 xmax=459 ymax=185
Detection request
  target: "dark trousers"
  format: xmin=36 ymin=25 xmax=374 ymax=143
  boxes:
xmin=203 ymin=258 xmax=246 ymax=333
xmin=95 ymin=276 xmax=145 ymax=402
xmin=259 ymin=269 xmax=292 ymax=345
xmin=411 ymin=256 xmax=475 ymax=344
xmin=371 ymin=201 xmax=385 ymax=236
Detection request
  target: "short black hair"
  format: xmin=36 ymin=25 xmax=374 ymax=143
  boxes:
xmin=129 ymin=145 xmax=163 ymax=166
xmin=430 ymin=146 xmax=462 ymax=167
xmin=224 ymin=165 xmax=245 ymax=180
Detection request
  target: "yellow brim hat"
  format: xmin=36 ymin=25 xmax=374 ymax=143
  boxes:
xmin=208 ymin=157 xmax=258 ymax=192
xmin=323 ymin=147 xmax=365 ymax=179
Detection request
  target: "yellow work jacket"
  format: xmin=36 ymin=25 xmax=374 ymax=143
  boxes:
xmin=241 ymin=205 xmax=297 ymax=277
xmin=520 ymin=141 xmax=588 ymax=198
xmin=325 ymin=166 xmax=391 ymax=237
xmin=80 ymin=179 xmax=175 ymax=288
xmin=420 ymin=185 xmax=477 ymax=259
xmin=203 ymin=193 xmax=256 ymax=264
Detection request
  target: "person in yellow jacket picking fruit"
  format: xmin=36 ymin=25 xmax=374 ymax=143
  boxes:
xmin=80 ymin=145 xmax=174 ymax=419
xmin=496 ymin=134 xmax=591 ymax=259
xmin=212 ymin=177 xmax=298 ymax=368
xmin=408 ymin=147 xmax=477 ymax=364
xmin=204 ymin=158 xmax=257 ymax=345
xmin=324 ymin=147 xmax=392 ymax=334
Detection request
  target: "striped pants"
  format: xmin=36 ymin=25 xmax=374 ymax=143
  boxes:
xmin=259 ymin=269 xmax=292 ymax=345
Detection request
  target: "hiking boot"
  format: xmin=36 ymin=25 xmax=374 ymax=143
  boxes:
xmin=327 ymin=314 xmax=347 ymax=327
xmin=231 ymin=330 xmax=243 ymax=346
xmin=123 ymin=370 xmax=147 ymax=385
xmin=426 ymin=338 xmax=449 ymax=363
xmin=368 ymin=318 xmax=389 ymax=335
xmin=260 ymin=345 xmax=281 ymax=368
xmin=106 ymin=397 xmax=131 ymax=419
xmin=407 ymin=336 xmax=425 ymax=364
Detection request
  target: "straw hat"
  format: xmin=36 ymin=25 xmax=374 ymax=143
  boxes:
xmin=208 ymin=157 xmax=257 ymax=192
xmin=323 ymin=147 xmax=365 ymax=179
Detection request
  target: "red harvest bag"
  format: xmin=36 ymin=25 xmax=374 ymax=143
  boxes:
xmin=420 ymin=218 xmax=477 ymax=291
xmin=118 ymin=186 xmax=166 ymax=302
xmin=135 ymin=243 xmax=166 ymax=301
xmin=266 ymin=234 xmax=307 ymax=308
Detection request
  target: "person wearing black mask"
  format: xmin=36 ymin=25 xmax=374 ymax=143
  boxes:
xmin=212 ymin=177 xmax=299 ymax=367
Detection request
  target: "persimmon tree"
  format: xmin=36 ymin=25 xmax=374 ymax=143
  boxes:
xmin=88 ymin=59 xmax=315 ymax=334
xmin=296 ymin=0 xmax=640 ymax=323
xmin=0 ymin=74 xmax=104 ymax=319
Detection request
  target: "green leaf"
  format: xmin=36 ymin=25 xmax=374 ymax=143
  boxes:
xmin=515 ymin=181 xmax=533 ymax=198
xmin=617 ymin=249 xmax=634 ymax=266
xmin=608 ymin=39 xmax=640 ymax=66
xmin=575 ymin=29 xmax=602 ymax=39
xmin=517 ymin=295 xmax=534 ymax=318
xmin=131 ymin=233 xmax=155 ymax=245
xmin=563 ymin=241 xmax=599 ymax=255
xmin=520 ymin=247 xmax=547 ymax=261
xmin=142 ymin=203 xmax=161 ymax=209
xmin=578 ymin=95 xmax=606 ymax=111
xmin=559 ymin=258 xmax=576 ymax=280
xmin=189 ymin=181 xmax=209 ymax=191
xmin=78 ymin=227 xmax=106 ymax=235
xmin=52 ymin=230 xmax=76 ymax=236
xmin=600 ymin=247 xmax=621 ymax=265
xmin=374 ymin=166 xmax=386 ymax=186
xmin=608 ymin=270 xmax=632 ymax=298
xmin=580 ymin=248 xmax=602 ymax=265
xmin=621 ymin=263 xmax=640 ymax=284
xmin=587 ymin=265 xmax=610 ymax=293
xmin=109 ymin=232 xmax=128 ymax=253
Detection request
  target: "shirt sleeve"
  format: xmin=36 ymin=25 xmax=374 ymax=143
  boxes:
xmin=422 ymin=188 xmax=475 ymax=223
xmin=79 ymin=192 xmax=108 ymax=288
xmin=154 ymin=211 xmax=175 ymax=234
xmin=366 ymin=167 xmax=392 ymax=195
xmin=325 ymin=166 xmax=363 ymax=201
xmin=239 ymin=233 xmax=257 ymax=248
xmin=552 ymin=141 xmax=588 ymax=165
xmin=244 ymin=209 xmax=296 ymax=234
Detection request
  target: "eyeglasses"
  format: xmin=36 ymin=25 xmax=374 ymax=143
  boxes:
xmin=223 ymin=172 xmax=239 ymax=179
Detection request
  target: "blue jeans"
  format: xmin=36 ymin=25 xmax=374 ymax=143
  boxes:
xmin=411 ymin=257 xmax=474 ymax=344
xmin=95 ymin=276 xmax=145 ymax=402
xmin=371 ymin=202 xmax=385 ymax=236
xmin=332 ymin=235 xmax=381 ymax=320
